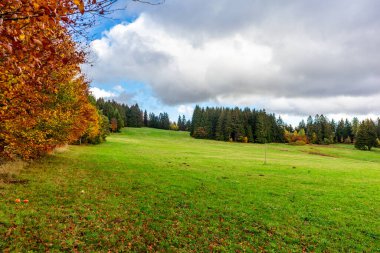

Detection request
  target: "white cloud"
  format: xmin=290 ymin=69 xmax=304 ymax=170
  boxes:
xmin=178 ymin=105 xmax=194 ymax=116
xmin=83 ymin=1 xmax=380 ymax=117
xmin=89 ymin=87 xmax=117 ymax=99
xmin=215 ymin=93 xmax=380 ymax=117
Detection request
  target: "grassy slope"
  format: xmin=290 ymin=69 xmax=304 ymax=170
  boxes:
xmin=1 ymin=128 xmax=379 ymax=252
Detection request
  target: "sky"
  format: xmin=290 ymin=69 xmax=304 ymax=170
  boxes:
xmin=81 ymin=0 xmax=380 ymax=126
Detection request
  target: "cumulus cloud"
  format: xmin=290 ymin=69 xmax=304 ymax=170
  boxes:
xmin=83 ymin=0 xmax=380 ymax=116
xmin=178 ymin=105 xmax=194 ymax=117
xmin=90 ymin=87 xmax=117 ymax=98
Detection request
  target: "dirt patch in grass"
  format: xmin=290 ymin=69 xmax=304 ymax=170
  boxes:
xmin=305 ymin=151 xmax=338 ymax=158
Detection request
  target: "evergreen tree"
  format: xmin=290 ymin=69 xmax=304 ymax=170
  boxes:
xmin=126 ymin=104 xmax=143 ymax=127
xmin=215 ymin=109 xmax=225 ymax=141
xmin=343 ymin=119 xmax=353 ymax=142
xmin=185 ymin=120 xmax=191 ymax=131
xmin=255 ymin=112 xmax=268 ymax=143
xmin=330 ymin=119 xmax=337 ymax=142
xmin=355 ymin=119 xmax=377 ymax=151
xmin=113 ymin=108 xmax=124 ymax=132
xmin=298 ymin=119 xmax=306 ymax=131
xmin=223 ymin=109 xmax=232 ymax=141
xmin=306 ymin=115 xmax=314 ymax=140
xmin=143 ymin=110 xmax=148 ymax=127
xmin=336 ymin=119 xmax=345 ymax=143
xmin=177 ymin=115 xmax=183 ymax=130
xmin=191 ymin=105 xmax=202 ymax=136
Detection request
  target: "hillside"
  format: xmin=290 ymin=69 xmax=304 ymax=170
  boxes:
xmin=1 ymin=128 xmax=379 ymax=251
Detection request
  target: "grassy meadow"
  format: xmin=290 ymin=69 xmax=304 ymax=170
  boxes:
xmin=1 ymin=128 xmax=379 ymax=252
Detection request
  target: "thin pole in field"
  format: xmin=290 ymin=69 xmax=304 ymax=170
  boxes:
xmin=264 ymin=139 xmax=267 ymax=165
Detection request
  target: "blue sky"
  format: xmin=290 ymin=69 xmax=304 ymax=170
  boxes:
xmin=82 ymin=0 xmax=380 ymax=126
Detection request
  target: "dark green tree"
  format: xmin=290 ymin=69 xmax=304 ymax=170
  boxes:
xmin=336 ymin=119 xmax=345 ymax=143
xmin=355 ymin=119 xmax=377 ymax=151
xmin=143 ymin=110 xmax=148 ymax=127
xmin=190 ymin=105 xmax=202 ymax=136
xmin=352 ymin=117 xmax=359 ymax=141
xmin=255 ymin=112 xmax=268 ymax=143
xmin=343 ymin=119 xmax=353 ymax=142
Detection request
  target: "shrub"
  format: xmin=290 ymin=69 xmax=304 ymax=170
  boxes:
xmin=322 ymin=138 xmax=333 ymax=145
xmin=284 ymin=129 xmax=308 ymax=145
xmin=344 ymin=136 xmax=352 ymax=144
xmin=193 ymin=127 xmax=207 ymax=139
xmin=289 ymin=140 xmax=306 ymax=146
xmin=170 ymin=123 xmax=179 ymax=131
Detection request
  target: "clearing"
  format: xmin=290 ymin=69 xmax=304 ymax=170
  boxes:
xmin=1 ymin=128 xmax=379 ymax=251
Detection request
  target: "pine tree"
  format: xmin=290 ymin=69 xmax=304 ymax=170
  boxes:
xmin=343 ymin=119 xmax=352 ymax=141
xmin=355 ymin=119 xmax=377 ymax=151
xmin=255 ymin=112 xmax=268 ymax=143
xmin=306 ymin=116 xmax=314 ymax=140
xmin=144 ymin=110 xmax=148 ymax=127
xmin=177 ymin=115 xmax=183 ymax=130
xmin=114 ymin=109 xmax=124 ymax=132
xmin=336 ymin=119 xmax=345 ymax=143
xmin=191 ymin=105 xmax=202 ymax=136
xmin=215 ymin=110 xmax=225 ymax=141
xmin=352 ymin=117 xmax=359 ymax=141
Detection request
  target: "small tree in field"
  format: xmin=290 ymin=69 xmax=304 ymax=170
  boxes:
xmin=355 ymin=119 xmax=377 ymax=151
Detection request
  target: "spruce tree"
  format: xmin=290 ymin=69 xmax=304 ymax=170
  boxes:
xmin=143 ymin=110 xmax=148 ymax=127
xmin=336 ymin=119 xmax=345 ymax=143
xmin=177 ymin=115 xmax=183 ymax=130
xmin=191 ymin=105 xmax=202 ymax=136
xmin=343 ymin=119 xmax=352 ymax=141
xmin=182 ymin=115 xmax=187 ymax=131
xmin=355 ymin=119 xmax=377 ymax=151
xmin=255 ymin=112 xmax=267 ymax=143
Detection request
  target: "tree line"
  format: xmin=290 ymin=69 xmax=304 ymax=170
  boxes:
xmin=190 ymin=106 xmax=285 ymax=143
xmin=190 ymin=106 xmax=380 ymax=151
xmin=95 ymin=99 xmax=191 ymax=132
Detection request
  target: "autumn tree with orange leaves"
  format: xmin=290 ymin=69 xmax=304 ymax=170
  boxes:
xmin=0 ymin=0 xmax=125 ymax=160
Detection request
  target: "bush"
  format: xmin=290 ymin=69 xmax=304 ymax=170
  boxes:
xmin=322 ymin=138 xmax=332 ymax=145
xmin=284 ymin=129 xmax=308 ymax=145
xmin=288 ymin=140 xmax=306 ymax=146
xmin=344 ymin=136 xmax=352 ymax=144
xmin=170 ymin=123 xmax=179 ymax=131
xmin=193 ymin=127 xmax=207 ymax=139
xmin=376 ymin=138 xmax=380 ymax=148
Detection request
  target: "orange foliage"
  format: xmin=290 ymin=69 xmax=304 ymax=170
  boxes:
xmin=284 ymin=130 xmax=308 ymax=145
xmin=0 ymin=0 xmax=101 ymax=160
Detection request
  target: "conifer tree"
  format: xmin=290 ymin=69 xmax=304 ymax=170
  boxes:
xmin=336 ymin=119 xmax=345 ymax=143
xmin=255 ymin=112 xmax=268 ymax=143
xmin=344 ymin=119 xmax=353 ymax=141
xmin=355 ymin=119 xmax=377 ymax=151
xmin=144 ymin=110 xmax=148 ymax=127
xmin=191 ymin=105 xmax=202 ymax=136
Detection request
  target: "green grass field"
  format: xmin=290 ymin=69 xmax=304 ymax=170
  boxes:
xmin=1 ymin=128 xmax=379 ymax=252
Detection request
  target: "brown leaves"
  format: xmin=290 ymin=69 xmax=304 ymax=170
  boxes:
xmin=0 ymin=0 xmax=101 ymax=160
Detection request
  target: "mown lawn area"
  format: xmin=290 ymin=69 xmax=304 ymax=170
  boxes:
xmin=1 ymin=128 xmax=379 ymax=252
